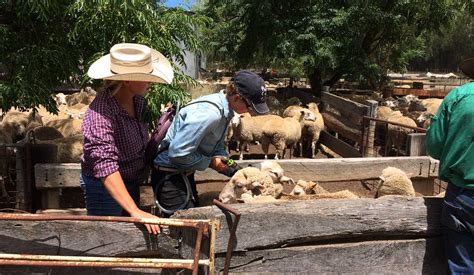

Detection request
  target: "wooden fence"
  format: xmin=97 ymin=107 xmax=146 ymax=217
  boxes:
xmin=0 ymin=156 xmax=445 ymax=273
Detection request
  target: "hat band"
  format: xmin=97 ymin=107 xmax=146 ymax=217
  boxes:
xmin=110 ymin=56 xmax=154 ymax=74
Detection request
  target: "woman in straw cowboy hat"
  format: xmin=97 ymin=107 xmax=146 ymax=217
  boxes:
xmin=81 ymin=43 xmax=174 ymax=234
xmin=427 ymin=57 xmax=474 ymax=273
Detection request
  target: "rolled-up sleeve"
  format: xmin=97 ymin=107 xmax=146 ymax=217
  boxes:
xmin=168 ymin=108 xmax=221 ymax=171
xmin=83 ymin=110 xmax=119 ymax=178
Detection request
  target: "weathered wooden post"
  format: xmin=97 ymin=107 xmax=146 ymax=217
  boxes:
xmin=364 ymin=100 xmax=378 ymax=157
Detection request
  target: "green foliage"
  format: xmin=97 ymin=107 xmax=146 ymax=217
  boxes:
xmin=0 ymin=0 xmax=208 ymax=123
xmin=201 ymin=0 xmax=463 ymax=91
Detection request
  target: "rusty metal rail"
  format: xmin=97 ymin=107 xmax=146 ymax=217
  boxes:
xmin=0 ymin=213 xmax=219 ymax=274
xmin=361 ymin=116 xmax=426 ymax=157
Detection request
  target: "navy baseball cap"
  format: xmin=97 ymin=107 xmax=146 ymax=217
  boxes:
xmin=232 ymin=70 xmax=269 ymax=114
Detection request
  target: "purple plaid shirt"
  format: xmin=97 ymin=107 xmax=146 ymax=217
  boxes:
xmin=81 ymin=91 xmax=149 ymax=181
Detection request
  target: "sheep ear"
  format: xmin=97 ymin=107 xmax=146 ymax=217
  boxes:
xmin=379 ymin=176 xmax=385 ymax=181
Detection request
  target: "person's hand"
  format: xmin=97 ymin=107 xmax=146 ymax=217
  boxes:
xmin=210 ymin=157 xmax=228 ymax=172
xmin=130 ymin=209 xmax=161 ymax=235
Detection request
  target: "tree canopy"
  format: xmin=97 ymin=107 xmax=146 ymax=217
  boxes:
xmin=200 ymin=0 xmax=469 ymax=94
xmin=0 ymin=0 xmax=208 ymax=121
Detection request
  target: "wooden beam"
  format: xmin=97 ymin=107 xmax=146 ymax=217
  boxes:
xmin=174 ymin=197 xmax=443 ymax=255
xmin=321 ymin=92 xmax=369 ymax=116
xmin=407 ymin=133 xmax=427 ymax=156
xmin=35 ymin=157 xmax=438 ymax=189
xmin=319 ymin=130 xmax=361 ymax=158
xmin=214 ymin=238 xmax=445 ymax=274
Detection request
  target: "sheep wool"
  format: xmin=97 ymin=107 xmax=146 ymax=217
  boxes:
xmin=376 ymin=166 xmax=415 ymax=198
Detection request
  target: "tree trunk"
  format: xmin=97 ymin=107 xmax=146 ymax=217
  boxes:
xmin=308 ymin=68 xmax=323 ymax=97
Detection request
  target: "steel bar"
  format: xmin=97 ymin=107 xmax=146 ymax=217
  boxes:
xmin=0 ymin=213 xmax=209 ymax=232
xmin=0 ymin=254 xmax=209 ymax=269
xmin=213 ymin=199 xmax=241 ymax=275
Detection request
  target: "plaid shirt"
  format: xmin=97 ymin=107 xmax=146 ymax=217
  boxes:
xmin=81 ymin=91 xmax=149 ymax=181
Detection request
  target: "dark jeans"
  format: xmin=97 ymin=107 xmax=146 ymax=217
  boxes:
xmin=441 ymin=183 xmax=474 ymax=274
xmin=80 ymin=173 xmax=140 ymax=216
xmin=151 ymin=167 xmax=198 ymax=217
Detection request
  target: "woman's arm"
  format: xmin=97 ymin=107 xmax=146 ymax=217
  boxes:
xmin=102 ymin=171 xmax=161 ymax=234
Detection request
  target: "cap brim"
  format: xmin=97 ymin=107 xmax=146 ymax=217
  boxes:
xmin=87 ymin=49 xmax=174 ymax=84
xmin=250 ymin=101 xmax=270 ymax=115
xmin=460 ymin=58 xmax=474 ymax=79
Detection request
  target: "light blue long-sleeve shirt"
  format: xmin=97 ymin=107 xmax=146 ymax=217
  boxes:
xmin=154 ymin=91 xmax=233 ymax=172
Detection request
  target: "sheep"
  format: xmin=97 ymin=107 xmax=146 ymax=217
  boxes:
xmin=18 ymin=126 xmax=64 ymax=144
xmin=375 ymin=166 xmax=415 ymax=198
xmin=66 ymin=103 xmax=89 ymax=119
xmin=288 ymin=180 xmax=358 ymax=199
xmin=218 ymin=167 xmax=274 ymax=203
xmin=282 ymin=103 xmax=323 ymax=158
xmin=261 ymin=110 xmax=315 ymax=159
xmin=36 ymin=105 xmax=70 ymax=124
xmin=65 ymin=89 xmax=96 ymax=107
xmin=36 ymin=134 xmax=84 ymax=163
xmin=253 ymin=160 xmax=294 ymax=184
xmin=54 ymin=93 xmax=67 ymax=106
xmin=232 ymin=113 xmax=268 ymax=160
xmin=386 ymin=112 xmax=417 ymax=153
xmin=416 ymin=98 xmax=443 ymax=127
xmin=218 ymin=163 xmax=286 ymax=204
xmin=45 ymin=119 xmax=82 ymax=137
xmin=1 ymin=110 xmax=43 ymax=142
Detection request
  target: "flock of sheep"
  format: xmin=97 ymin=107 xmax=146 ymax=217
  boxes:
xmin=218 ymin=160 xmax=418 ymax=204
xmin=226 ymin=97 xmax=325 ymax=160
xmin=0 ymin=87 xmax=440 ymax=204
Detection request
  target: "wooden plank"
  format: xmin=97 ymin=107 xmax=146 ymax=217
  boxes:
xmin=215 ymin=238 xmax=445 ymax=274
xmin=0 ymin=219 xmax=179 ymax=257
xmin=407 ymin=133 xmax=427 ymax=156
xmin=35 ymin=157 xmax=437 ymax=188
xmin=392 ymin=87 xmax=452 ymax=98
xmin=321 ymin=91 xmax=369 ymax=116
xmin=429 ymin=157 xmax=440 ymax=177
xmin=35 ymin=163 xmax=81 ymax=189
xmin=174 ymin=197 xmax=443 ymax=255
xmin=319 ymin=130 xmax=361 ymax=158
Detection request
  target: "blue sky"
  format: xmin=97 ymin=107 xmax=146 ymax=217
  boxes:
xmin=164 ymin=0 xmax=195 ymax=9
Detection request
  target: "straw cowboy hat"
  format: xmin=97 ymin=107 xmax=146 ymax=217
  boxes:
xmin=88 ymin=43 xmax=174 ymax=84
xmin=460 ymin=57 xmax=474 ymax=79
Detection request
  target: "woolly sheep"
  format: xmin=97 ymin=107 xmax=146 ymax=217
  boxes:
xmin=37 ymin=134 xmax=84 ymax=163
xmin=416 ymin=98 xmax=443 ymax=127
xmin=254 ymin=160 xmax=294 ymax=184
xmin=218 ymin=167 xmax=273 ymax=203
xmin=232 ymin=113 xmax=268 ymax=160
xmin=45 ymin=119 xmax=82 ymax=137
xmin=289 ymin=180 xmax=358 ymax=199
xmin=55 ymin=93 xmax=67 ymax=106
xmin=261 ymin=110 xmax=315 ymax=159
xmin=386 ymin=111 xmax=417 ymax=152
xmin=375 ymin=166 xmax=415 ymax=198
xmin=1 ymin=110 xmax=43 ymax=142
xmin=18 ymin=126 xmax=64 ymax=144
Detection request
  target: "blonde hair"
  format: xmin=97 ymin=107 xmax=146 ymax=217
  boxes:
xmin=100 ymin=80 xmax=123 ymax=96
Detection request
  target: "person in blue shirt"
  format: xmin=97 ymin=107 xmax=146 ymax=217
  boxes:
xmin=152 ymin=70 xmax=269 ymax=216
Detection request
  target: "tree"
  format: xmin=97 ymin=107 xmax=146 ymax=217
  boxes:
xmin=200 ymin=0 xmax=463 ymax=95
xmin=0 ymin=0 xmax=208 ymax=123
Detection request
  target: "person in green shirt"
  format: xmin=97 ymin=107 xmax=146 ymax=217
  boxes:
xmin=427 ymin=57 xmax=474 ymax=274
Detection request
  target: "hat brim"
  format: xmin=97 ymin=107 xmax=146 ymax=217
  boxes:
xmin=250 ymin=101 xmax=270 ymax=115
xmin=87 ymin=49 xmax=174 ymax=84
xmin=460 ymin=58 xmax=474 ymax=79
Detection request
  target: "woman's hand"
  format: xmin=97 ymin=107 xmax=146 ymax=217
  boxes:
xmin=130 ymin=209 xmax=161 ymax=234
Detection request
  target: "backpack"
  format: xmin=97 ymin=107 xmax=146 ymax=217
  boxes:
xmin=144 ymin=100 xmax=224 ymax=165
